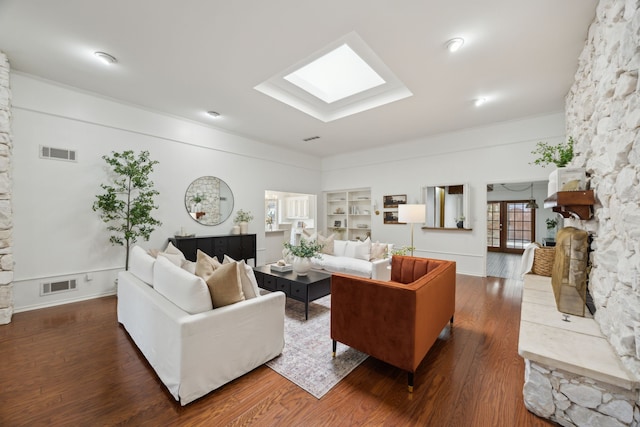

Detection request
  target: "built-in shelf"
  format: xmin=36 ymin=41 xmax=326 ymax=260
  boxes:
xmin=544 ymin=190 xmax=595 ymax=220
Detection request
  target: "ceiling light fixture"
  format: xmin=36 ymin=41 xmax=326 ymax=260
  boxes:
xmin=206 ymin=111 xmax=221 ymax=118
xmin=474 ymin=97 xmax=487 ymax=107
xmin=94 ymin=51 xmax=117 ymax=65
xmin=526 ymin=183 xmax=539 ymax=209
xmin=445 ymin=38 xmax=465 ymax=53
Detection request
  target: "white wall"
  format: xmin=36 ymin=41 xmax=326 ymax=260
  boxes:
xmin=11 ymin=73 xmax=321 ymax=311
xmin=321 ymin=113 xmax=566 ymax=276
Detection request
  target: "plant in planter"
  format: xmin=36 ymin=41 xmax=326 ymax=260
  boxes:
xmin=93 ymin=150 xmax=161 ymax=270
xmin=234 ymin=209 xmax=254 ymax=234
xmin=546 ymin=218 xmax=558 ymax=238
xmin=283 ymin=238 xmax=324 ymax=276
xmin=530 ymin=137 xmax=574 ymax=168
xmin=391 ymin=245 xmax=415 ymax=256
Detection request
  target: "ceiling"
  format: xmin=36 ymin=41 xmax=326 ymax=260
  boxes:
xmin=0 ymin=0 xmax=597 ymax=158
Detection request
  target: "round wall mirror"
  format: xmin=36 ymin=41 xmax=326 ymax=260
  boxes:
xmin=185 ymin=176 xmax=234 ymax=226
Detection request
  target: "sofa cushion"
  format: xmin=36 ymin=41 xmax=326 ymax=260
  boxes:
xmin=156 ymin=241 xmax=187 ymax=267
xmin=345 ymin=238 xmax=370 ymax=261
xmin=223 ymin=255 xmax=260 ymax=299
xmin=195 ymin=249 xmax=221 ymax=280
xmin=129 ymin=245 xmax=155 ymax=286
xmin=205 ymin=262 xmax=245 ymax=308
xmin=153 ymin=256 xmax=213 ymax=314
xmin=316 ymin=254 xmax=373 ymax=278
xmin=333 ymin=240 xmax=348 ymax=257
xmin=370 ymin=241 xmax=389 ymax=261
xmin=318 ymin=233 xmax=335 ymax=255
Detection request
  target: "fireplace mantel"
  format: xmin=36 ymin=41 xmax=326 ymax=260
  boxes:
xmin=518 ymin=274 xmax=639 ymax=424
xmin=519 ymin=274 xmax=636 ymax=389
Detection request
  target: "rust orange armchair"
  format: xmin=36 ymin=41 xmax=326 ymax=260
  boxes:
xmin=331 ymin=255 xmax=456 ymax=391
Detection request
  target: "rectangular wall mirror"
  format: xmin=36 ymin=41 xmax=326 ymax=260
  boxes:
xmin=422 ymin=184 xmax=471 ymax=229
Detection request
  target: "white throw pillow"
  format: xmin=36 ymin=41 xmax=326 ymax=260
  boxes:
xmin=157 ymin=241 xmax=188 ymax=267
xmin=223 ymin=255 xmax=260 ymax=299
xmin=153 ymin=256 xmax=213 ymax=314
xmin=129 ymin=245 xmax=155 ymax=286
xmin=345 ymin=238 xmax=371 ymax=261
xmin=333 ymin=240 xmax=348 ymax=257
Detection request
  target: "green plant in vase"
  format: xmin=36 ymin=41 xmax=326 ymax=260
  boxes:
xmin=530 ymin=137 xmax=574 ymax=168
xmin=284 ymin=238 xmax=324 ymax=276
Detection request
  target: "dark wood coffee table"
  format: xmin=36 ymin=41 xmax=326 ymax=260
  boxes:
xmin=253 ymin=266 xmax=331 ymax=320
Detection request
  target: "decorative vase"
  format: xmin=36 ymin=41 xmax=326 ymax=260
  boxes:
xmin=239 ymin=221 xmax=248 ymax=234
xmin=456 ymin=221 xmax=464 ymax=229
xmin=292 ymin=256 xmax=312 ymax=276
xmin=231 ymin=225 xmax=240 ymax=235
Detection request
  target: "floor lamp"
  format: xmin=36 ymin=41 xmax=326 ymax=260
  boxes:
xmin=398 ymin=204 xmax=426 ymax=257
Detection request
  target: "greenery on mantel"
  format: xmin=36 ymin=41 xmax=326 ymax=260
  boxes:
xmin=92 ymin=150 xmax=161 ymax=271
xmin=284 ymin=238 xmax=324 ymax=259
xmin=530 ymin=137 xmax=575 ymax=168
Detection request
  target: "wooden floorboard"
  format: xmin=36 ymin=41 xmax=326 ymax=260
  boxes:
xmin=0 ymin=275 xmax=556 ymax=426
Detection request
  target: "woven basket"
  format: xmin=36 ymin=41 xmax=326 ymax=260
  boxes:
xmin=532 ymin=247 xmax=555 ymax=277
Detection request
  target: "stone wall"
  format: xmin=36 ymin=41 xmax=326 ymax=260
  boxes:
xmin=565 ymin=0 xmax=640 ymax=377
xmin=525 ymin=360 xmax=639 ymax=427
xmin=0 ymin=51 xmax=13 ymax=324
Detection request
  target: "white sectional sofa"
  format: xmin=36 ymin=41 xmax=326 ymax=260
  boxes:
xmin=117 ymin=246 xmax=285 ymax=405
xmin=309 ymin=238 xmax=392 ymax=281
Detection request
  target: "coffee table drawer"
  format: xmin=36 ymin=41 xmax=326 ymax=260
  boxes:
xmin=259 ymin=272 xmax=277 ymax=292
xmin=290 ymin=282 xmax=307 ymax=301
xmin=275 ymin=278 xmax=291 ymax=295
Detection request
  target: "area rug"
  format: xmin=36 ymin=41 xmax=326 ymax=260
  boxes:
xmin=266 ymin=294 xmax=368 ymax=399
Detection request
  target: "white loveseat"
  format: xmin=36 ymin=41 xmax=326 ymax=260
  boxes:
xmin=309 ymin=238 xmax=392 ymax=281
xmin=117 ymin=246 xmax=285 ymax=405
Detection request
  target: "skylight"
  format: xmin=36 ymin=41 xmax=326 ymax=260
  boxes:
xmin=254 ymin=31 xmax=412 ymax=122
xmin=283 ymin=44 xmax=386 ymax=104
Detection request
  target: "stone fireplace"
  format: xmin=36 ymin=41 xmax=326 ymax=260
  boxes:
xmin=0 ymin=51 xmax=13 ymax=325
xmin=521 ymin=1 xmax=640 ymax=425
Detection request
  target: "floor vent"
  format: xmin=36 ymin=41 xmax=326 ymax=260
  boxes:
xmin=41 ymin=279 xmax=77 ymax=296
xmin=40 ymin=145 xmax=77 ymax=162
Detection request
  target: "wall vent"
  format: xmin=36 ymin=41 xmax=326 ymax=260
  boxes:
xmin=40 ymin=145 xmax=77 ymax=162
xmin=41 ymin=279 xmax=77 ymax=296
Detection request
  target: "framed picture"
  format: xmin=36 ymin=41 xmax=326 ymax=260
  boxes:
xmin=383 ymin=194 xmax=407 ymax=208
xmin=384 ymin=211 xmax=402 ymax=224
xmin=334 ymin=220 xmax=341 ymax=227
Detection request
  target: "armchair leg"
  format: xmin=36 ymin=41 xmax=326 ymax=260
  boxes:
xmin=408 ymin=372 xmax=414 ymax=393
xmin=450 ymin=315 xmax=454 ymax=324
xmin=332 ymin=340 xmax=337 ymax=357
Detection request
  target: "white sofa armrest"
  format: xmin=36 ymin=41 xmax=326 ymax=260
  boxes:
xmin=371 ymin=258 xmax=391 ymax=281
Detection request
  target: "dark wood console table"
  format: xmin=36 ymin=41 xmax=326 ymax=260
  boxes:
xmin=169 ymin=234 xmax=256 ymax=266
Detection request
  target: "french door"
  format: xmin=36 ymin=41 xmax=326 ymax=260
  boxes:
xmin=487 ymin=200 xmax=536 ymax=254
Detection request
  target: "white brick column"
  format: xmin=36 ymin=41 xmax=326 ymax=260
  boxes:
xmin=0 ymin=51 xmax=13 ymax=324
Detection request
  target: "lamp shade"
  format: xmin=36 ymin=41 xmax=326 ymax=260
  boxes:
xmin=398 ymin=204 xmax=426 ymax=224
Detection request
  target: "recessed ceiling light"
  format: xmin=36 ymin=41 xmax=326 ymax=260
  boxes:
xmin=474 ymin=97 xmax=487 ymax=107
xmin=445 ymin=38 xmax=465 ymax=53
xmin=94 ymin=51 xmax=117 ymax=65
xmin=206 ymin=111 xmax=221 ymax=118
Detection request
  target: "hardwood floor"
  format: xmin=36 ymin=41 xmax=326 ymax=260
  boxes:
xmin=486 ymin=251 xmax=523 ymax=279
xmin=0 ymin=275 xmax=555 ymax=427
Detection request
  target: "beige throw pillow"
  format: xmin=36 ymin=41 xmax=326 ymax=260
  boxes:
xmin=370 ymin=241 xmax=388 ymax=261
xmin=195 ymin=250 xmax=222 ymax=281
xmin=318 ymin=233 xmax=335 ymax=255
xmin=205 ymin=262 xmax=245 ymax=308
xmin=223 ymin=255 xmax=260 ymax=299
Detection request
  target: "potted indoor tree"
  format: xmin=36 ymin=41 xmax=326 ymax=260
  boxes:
xmin=283 ymin=238 xmax=323 ymax=276
xmin=93 ymin=150 xmax=161 ymax=270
